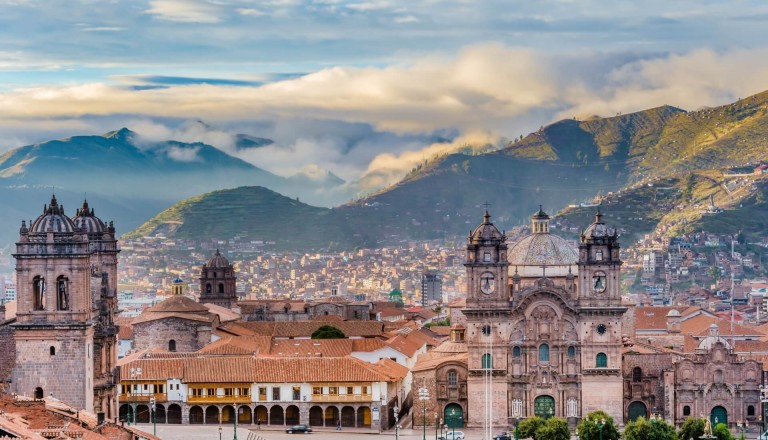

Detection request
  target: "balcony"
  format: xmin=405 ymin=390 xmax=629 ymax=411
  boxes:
xmin=311 ymin=394 xmax=373 ymax=403
xmin=119 ymin=393 xmax=167 ymax=403
xmin=188 ymin=395 xmax=252 ymax=404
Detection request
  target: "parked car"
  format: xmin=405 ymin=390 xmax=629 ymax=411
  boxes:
xmin=494 ymin=431 xmax=513 ymax=440
xmin=439 ymin=430 xmax=466 ymax=440
xmin=286 ymin=424 xmax=312 ymax=434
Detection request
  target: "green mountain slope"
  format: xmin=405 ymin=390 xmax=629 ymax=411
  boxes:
xmin=124 ymin=186 xmax=351 ymax=249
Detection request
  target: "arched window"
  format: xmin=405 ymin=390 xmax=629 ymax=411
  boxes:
xmin=213 ymin=272 xmax=217 ymax=278
xmin=633 ymin=367 xmax=642 ymax=382
xmin=49 ymin=346 xmax=55 ymax=356
xmin=34 ymin=387 xmax=44 ymax=399
xmin=596 ymin=353 xmax=607 ymax=368
xmin=56 ymin=276 xmax=69 ymax=310
xmin=683 ymin=406 xmax=691 ymax=416
xmin=481 ymin=353 xmax=492 ymax=369
xmin=447 ymin=370 xmax=458 ymax=386
xmin=748 ymin=405 xmax=755 ymax=416
xmin=539 ymin=344 xmax=550 ymax=362
xmin=206 ymin=283 xmax=212 ymax=293
xmin=513 ymin=346 xmax=521 ymax=357
xmin=218 ymin=283 xmax=224 ymax=293
xmin=33 ymin=276 xmax=46 ymax=310
xmin=168 ymin=340 xmax=176 ymax=352
xmin=567 ymin=346 xmax=576 ymax=357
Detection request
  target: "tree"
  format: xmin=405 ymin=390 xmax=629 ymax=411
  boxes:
xmin=577 ymin=411 xmax=620 ymax=440
xmin=311 ymin=325 xmax=346 ymax=339
xmin=713 ymin=423 xmax=733 ymax=440
xmin=678 ymin=417 xmax=706 ymax=440
xmin=535 ymin=418 xmax=570 ymax=440
xmin=624 ymin=417 xmax=677 ymax=440
xmin=517 ymin=416 xmax=545 ymax=440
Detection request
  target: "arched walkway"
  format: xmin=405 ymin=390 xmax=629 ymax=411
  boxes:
xmin=205 ymin=406 xmax=220 ymax=424
xmin=136 ymin=405 xmax=151 ymax=423
xmin=167 ymin=404 xmax=182 ymax=424
xmin=444 ymin=404 xmax=463 ymax=428
xmin=627 ymin=401 xmax=647 ymax=422
xmin=222 ymin=405 xmax=235 ymax=424
xmin=237 ymin=406 xmax=252 ymax=424
xmin=154 ymin=404 xmax=166 ymax=423
xmin=270 ymin=406 xmax=284 ymax=425
xmin=119 ymin=404 xmax=133 ymax=423
xmin=285 ymin=405 xmax=300 ymax=425
xmin=341 ymin=406 xmax=355 ymax=427
xmin=309 ymin=406 xmax=324 ymax=426
xmin=356 ymin=407 xmax=371 ymax=428
xmin=255 ymin=406 xmax=268 ymax=425
xmin=324 ymin=406 xmax=339 ymax=427
xmin=189 ymin=406 xmax=204 ymax=424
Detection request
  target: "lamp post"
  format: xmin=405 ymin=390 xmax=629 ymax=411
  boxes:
xmin=514 ymin=417 xmax=519 ymax=440
xmin=218 ymin=426 xmax=222 ymax=440
xmin=233 ymin=404 xmax=238 ymax=440
xmin=150 ymin=396 xmax=156 ymax=436
xmin=419 ymin=387 xmax=430 ymax=440
xmin=435 ymin=413 xmax=439 ymax=440
xmin=738 ymin=420 xmax=748 ymax=440
xmin=129 ymin=367 xmax=142 ymax=425
xmin=450 ymin=408 xmax=457 ymax=440
xmin=394 ymin=405 xmax=400 ymax=440
xmin=598 ymin=418 xmax=606 ymax=440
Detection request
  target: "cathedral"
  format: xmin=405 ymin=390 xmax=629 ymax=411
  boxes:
xmin=11 ymin=196 xmax=119 ymax=420
xmin=463 ymin=207 xmax=627 ymax=426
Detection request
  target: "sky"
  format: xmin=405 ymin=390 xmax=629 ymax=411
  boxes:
xmin=1 ymin=0 xmax=768 ymax=200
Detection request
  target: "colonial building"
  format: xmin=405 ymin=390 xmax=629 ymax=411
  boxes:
xmin=11 ymin=196 xmax=119 ymax=419
xmin=131 ymin=295 xmax=220 ymax=353
xmin=199 ymin=250 xmax=238 ymax=309
xmin=462 ymin=208 xmax=627 ymax=427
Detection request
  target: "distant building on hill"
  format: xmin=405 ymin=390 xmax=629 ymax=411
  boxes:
xmin=421 ymin=271 xmax=442 ymax=305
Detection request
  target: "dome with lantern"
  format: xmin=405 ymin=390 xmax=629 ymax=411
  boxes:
xmin=507 ymin=206 xmax=578 ymax=278
xmin=71 ymin=199 xmax=106 ymax=236
xmin=28 ymin=195 xmax=77 ymax=234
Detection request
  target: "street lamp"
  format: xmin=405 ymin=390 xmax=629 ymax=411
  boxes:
xmin=233 ymin=404 xmax=239 ymax=440
xmin=738 ymin=420 xmax=748 ymax=440
xmin=435 ymin=413 xmax=439 ymax=440
xmin=450 ymin=408 xmax=457 ymax=440
xmin=129 ymin=367 xmax=142 ymax=425
xmin=514 ymin=417 xmax=519 ymax=440
xmin=218 ymin=425 xmax=222 ymax=440
xmin=150 ymin=396 xmax=156 ymax=436
xmin=394 ymin=405 xmax=400 ymax=440
xmin=419 ymin=387 xmax=430 ymax=440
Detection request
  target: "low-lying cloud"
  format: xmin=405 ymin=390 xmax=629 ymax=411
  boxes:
xmin=2 ymin=44 xmax=768 ymax=203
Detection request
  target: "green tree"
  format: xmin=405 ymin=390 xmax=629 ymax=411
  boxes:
xmin=311 ymin=325 xmax=346 ymax=339
xmin=517 ymin=416 xmax=545 ymax=440
xmin=535 ymin=418 xmax=570 ymax=440
xmin=624 ymin=417 xmax=677 ymax=440
xmin=577 ymin=411 xmax=620 ymax=440
xmin=713 ymin=423 xmax=734 ymax=440
xmin=709 ymin=266 xmax=722 ymax=282
xmin=678 ymin=417 xmax=706 ymax=440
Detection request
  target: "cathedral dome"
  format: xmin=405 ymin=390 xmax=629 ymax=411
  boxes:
xmin=71 ymin=200 xmax=106 ymax=234
xmin=205 ymin=249 xmax=230 ymax=268
xmin=469 ymin=210 xmax=504 ymax=243
xmin=30 ymin=195 xmax=76 ymax=234
xmin=508 ymin=207 xmax=577 ymax=268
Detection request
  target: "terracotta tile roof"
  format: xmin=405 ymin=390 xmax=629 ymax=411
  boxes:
xmin=216 ymin=322 xmax=256 ymax=337
xmin=379 ymin=308 xmax=407 ymax=318
xmin=115 ymin=316 xmax=134 ymax=340
xmin=198 ymin=336 xmax=268 ymax=355
xmin=351 ymin=338 xmax=388 ymax=352
xmin=146 ymin=296 xmax=209 ymax=313
xmin=682 ymin=315 xmax=763 ymax=338
xmin=734 ymin=339 xmax=768 ymax=353
xmin=634 ymin=306 xmax=688 ymax=331
xmin=753 ymin=322 xmax=768 ymax=338
xmin=0 ymin=412 xmax=47 ymax=439
xmin=202 ymin=303 xmax=241 ymax=323
xmin=131 ymin=311 xmax=216 ymax=325
xmin=117 ymin=355 xmax=397 ymax=384
xmin=239 ymin=320 xmax=385 ymax=338
xmin=368 ymin=358 xmax=409 ymax=381
xmin=622 ymin=341 xmax=681 ymax=355
xmin=386 ymin=334 xmax=425 ymax=357
xmin=269 ymin=339 xmax=354 ymax=357
xmin=427 ymin=325 xmax=452 ymax=336
xmin=412 ymin=352 xmax=467 ymax=372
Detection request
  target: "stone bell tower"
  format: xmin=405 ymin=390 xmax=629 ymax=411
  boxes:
xmin=576 ymin=208 xmax=626 ymax=421
xmin=12 ymin=196 xmax=95 ymax=412
xmin=464 ymin=210 xmax=510 ymax=427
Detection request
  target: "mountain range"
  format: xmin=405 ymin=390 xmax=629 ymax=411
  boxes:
xmin=5 ymin=89 xmax=768 ymax=250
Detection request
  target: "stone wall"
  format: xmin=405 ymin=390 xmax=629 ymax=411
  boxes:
xmin=0 ymin=322 xmax=15 ymax=386
xmin=133 ymin=318 xmax=207 ymax=352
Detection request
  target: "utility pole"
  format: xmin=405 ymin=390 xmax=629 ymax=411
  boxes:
xmin=419 ymin=387 xmax=430 ymax=440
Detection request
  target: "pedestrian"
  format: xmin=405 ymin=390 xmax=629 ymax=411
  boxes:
xmin=337 ymin=420 xmax=342 ymax=431
xmin=257 ymin=419 xmax=261 ymax=430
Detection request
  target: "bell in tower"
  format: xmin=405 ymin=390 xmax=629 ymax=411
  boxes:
xmin=464 ymin=209 xmax=508 ymax=306
xmin=577 ymin=207 xmax=622 ymax=303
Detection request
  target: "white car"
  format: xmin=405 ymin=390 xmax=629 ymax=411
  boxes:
xmin=439 ymin=431 xmax=466 ymax=440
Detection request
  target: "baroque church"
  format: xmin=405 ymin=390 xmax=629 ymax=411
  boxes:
xmin=10 ymin=196 xmax=119 ymax=420
xmin=463 ymin=207 xmax=627 ymax=425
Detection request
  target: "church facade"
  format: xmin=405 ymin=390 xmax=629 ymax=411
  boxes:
xmin=11 ymin=196 xmax=120 ymax=419
xmin=463 ymin=208 xmax=626 ymax=426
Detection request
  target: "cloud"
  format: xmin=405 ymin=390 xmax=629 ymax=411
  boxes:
xmin=3 ymin=44 xmax=768 ymax=203
xmin=145 ymin=0 xmax=223 ymax=23
xmin=166 ymin=145 xmax=202 ymax=162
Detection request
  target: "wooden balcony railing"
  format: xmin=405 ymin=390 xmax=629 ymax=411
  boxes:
xmin=187 ymin=395 xmax=252 ymax=404
xmin=310 ymin=394 xmax=372 ymax=403
xmin=118 ymin=393 xmax=167 ymax=403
